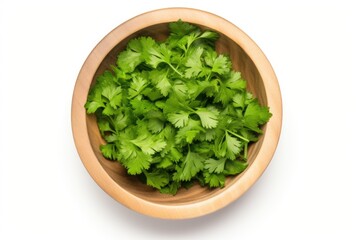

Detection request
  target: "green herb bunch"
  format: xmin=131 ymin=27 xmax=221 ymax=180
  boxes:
xmin=85 ymin=20 xmax=272 ymax=195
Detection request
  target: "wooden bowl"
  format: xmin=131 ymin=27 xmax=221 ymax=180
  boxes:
xmin=71 ymin=8 xmax=282 ymax=219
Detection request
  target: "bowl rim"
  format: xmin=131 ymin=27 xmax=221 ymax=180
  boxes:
xmin=71 ymin=7 xmax=282 ymax=219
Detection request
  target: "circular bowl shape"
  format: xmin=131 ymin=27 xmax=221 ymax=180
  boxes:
xmin=71 ymin=8 xmax=282 ymax=219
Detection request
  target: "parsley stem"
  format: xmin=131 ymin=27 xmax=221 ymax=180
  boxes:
xmin=107 ymin=117 xmax=118 ymax=133
xmin=226 ymin=130 xmax=249 ymax=142
xmin=167 ymin=63 xmax=183 ymax=77
xmin=177 ymin=99 xmax=196 ymax=113
xmin=205 ymin=73 xmax=212 ymax=82
xmin=243 ymin=142 xmax=248 ymax=159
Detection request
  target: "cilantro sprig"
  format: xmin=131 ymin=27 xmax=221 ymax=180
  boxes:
xmin=85 ymin=20 xmax=272 ymax=195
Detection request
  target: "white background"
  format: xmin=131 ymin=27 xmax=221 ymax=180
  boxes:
xmin=1 ymin=0 xmax=359 ymax=239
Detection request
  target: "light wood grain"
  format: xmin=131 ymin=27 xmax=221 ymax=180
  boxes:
xmin=71 ymin=7 xmax=282 ymax=219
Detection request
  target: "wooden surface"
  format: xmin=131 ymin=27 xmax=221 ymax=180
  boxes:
xmin=71 ymin=7 xmax=282 ymax=219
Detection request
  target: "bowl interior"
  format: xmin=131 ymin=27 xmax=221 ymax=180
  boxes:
xmin=86 ymin=22 xmax=267 ymax=205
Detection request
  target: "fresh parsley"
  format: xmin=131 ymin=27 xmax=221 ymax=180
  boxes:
xmin=85 ymin=20 xmax=272 ymax=195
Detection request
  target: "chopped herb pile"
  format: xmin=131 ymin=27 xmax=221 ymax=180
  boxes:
xmin=85 ymin=20 xmax=272 ymax=195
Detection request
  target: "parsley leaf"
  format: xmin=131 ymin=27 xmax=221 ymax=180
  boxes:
xmin=244 ymin=101 xmax=272 ymax=133
xmin=175 ymin=119 xmax=204 ymax=144
xmin=173 ymin=150 xmax=205 ymax=181
xmin=128 ymin=75 xmax=148 ymax=99
xmin=144 ymin=169 xmax=170 ymax=190
xmin=168 ymin=111 xmax=189 ymax=128
xmin=204 ymin=158 xmax=226 ymax=174
xmin=211 ymin=55 xmax=231 ymax=75
xmin=184 ymin=47 xmax=204 ymax=78
xmin=102 ymin=85 xmax=122 ymax=108
xmin=204 ymin=171 xmax=226 ymax=188
xmin=149 ymin=69 xmax=172 ymax=97
xmin=195 ymin=107 xmax=219 ymax=129
xmin=223 ymin=160 xmax=248 ymax=175
xmin=130 ymin=131 xmax=167 ymax=155
xmin=124 ymin=151 xmax=152 ymax=175
xmin=117 ymin=37 xmax=157 ymax=73
xmin=169 ymin=20 xmax=198 ymax=37
xmin=117 ymin=50 xmax=142 ymax=73
xmin=100 ymin=144 xmax=116 ymax=160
